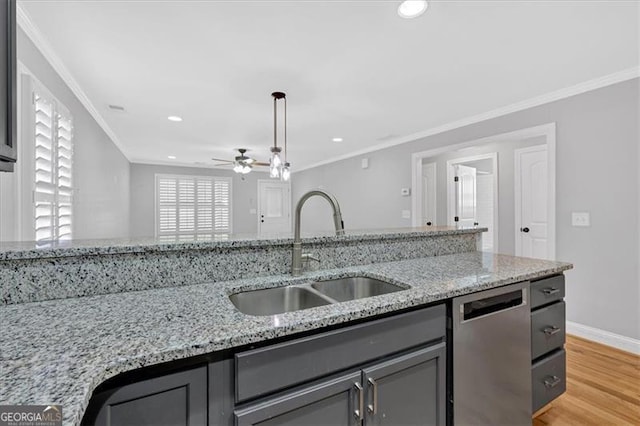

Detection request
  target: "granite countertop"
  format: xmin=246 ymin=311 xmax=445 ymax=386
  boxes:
xmin=0 ymin=251 xmax=572 ymax=425
xmin=0 ymin=226 xmax=483 ymax=260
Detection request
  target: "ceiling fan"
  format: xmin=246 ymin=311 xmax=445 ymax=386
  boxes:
xmin=211 ymin=149 xmax=269 ymax=174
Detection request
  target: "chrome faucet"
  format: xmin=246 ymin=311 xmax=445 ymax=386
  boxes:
xmin=292 ymin=190 xmax=345 ymax=276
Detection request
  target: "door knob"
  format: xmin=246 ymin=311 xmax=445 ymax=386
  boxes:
xmin=426 ymin=222 xmax=432 ymax=226
xmin=520 ymin=227 xmax=530 ymax=233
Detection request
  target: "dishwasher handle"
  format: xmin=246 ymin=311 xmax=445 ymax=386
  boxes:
xmin=461 ymin=288 xmax=526 ymax=322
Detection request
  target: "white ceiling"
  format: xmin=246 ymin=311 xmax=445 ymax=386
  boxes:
xmin=19 ymin=0 xmax=639 ymax=170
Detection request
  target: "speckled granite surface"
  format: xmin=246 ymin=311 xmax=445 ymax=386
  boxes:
xmin=1 ymin=227 xmax=483 ymax=305
xmin=0 ymin=251 xmax=572 ymax=426
xmin=0 ymin=227 xmax=481 ymax=260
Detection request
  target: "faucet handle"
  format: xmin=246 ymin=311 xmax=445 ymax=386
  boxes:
xmin=301 ymin=253 xmax=320 ymax=271
xmin=301 ymin=253 xmax=320 ymax=263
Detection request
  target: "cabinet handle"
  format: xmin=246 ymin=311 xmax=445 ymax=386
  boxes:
xmin=542 ymin=287 xmax=560 ymax=295
xmin=544 ymin=375 xmax=561 ymax=388
xmin=367 ymin=377 xmax=378 ymax=414
xmin=543 ymin=325 xmax=562 ymax=336
xmin=354 ymin=382 xmax=364 ymax=421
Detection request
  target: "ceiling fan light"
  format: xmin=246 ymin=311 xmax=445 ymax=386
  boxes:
xmin=233 ymin=162 xmax=243 ymax=174
xmin=241 ymin=164 xmax=252 ymax=174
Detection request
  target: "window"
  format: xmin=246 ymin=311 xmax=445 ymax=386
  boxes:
xmin=155 ymin=174 xmax=232 ymax=240
xmin=23 ymin=76 xmax=73 ymax=242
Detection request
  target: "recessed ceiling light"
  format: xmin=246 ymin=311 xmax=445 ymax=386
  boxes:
xmin=167 ymin=155 xmax=177 ymax=159
xmin=397 ymin=0 xmax=428 ymax=19
xmin=332 ymin=137 xmax=343 ymax=142
xmin=167 ymin=116 xmax=183 ymax=122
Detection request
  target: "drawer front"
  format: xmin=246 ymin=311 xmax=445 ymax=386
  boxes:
xmin=530 ymin=275 xmax=565 ymax=309
xmin=531 ymin=301 xmax=565 ymax=360
xmin=235 ymin=304 xmax=446 ymax=403
xmin=532 ymin=349 xmax=566 ymax=412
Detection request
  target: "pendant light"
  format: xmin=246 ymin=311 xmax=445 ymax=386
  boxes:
xmin=270 ymin=92 xmax=291 ymax=181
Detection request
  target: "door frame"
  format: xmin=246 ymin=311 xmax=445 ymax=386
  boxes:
xmin=411 ymin=122 xmax=556 ymax=259
xmin=514 ymin=144 xmax=552 ymax=259
xmin=256 ymin=179 xmax=292 ymax=235
xmin=446 ymin=153 xmax=498 ymax=252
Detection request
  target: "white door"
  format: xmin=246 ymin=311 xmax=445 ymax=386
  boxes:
xmin=422 ymin=162 xmax=437 ymax=226
xmin=257 ymin=180 xmax=291 ymax=236
xmin=515 ymin=146 xmax=548 ymax=259
xmin=455 ymin=165 xmax=477 ymax=228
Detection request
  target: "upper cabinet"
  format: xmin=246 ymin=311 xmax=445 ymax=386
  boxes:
xmin=0 ymin=0 xmax=16 ymax=172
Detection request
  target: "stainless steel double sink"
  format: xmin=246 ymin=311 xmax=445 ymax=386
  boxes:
xmin=230 ymin=277 xmax=406 ymax=316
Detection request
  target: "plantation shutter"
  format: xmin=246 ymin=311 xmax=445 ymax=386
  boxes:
xmin=156 ymin=175 xmax=232 ymax=239
xmin=32 ymin=88 xmax=73 ymax=242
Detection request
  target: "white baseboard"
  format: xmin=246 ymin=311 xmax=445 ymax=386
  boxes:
xmin=566 ymin=321 xmax=640 ymax=355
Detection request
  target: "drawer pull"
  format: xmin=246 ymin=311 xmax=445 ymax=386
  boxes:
xmin=542 ymin=287 xmax=560 ymax=295
xmin=544 ymin=325 xmax=562 ymax=336
xmin=544 ymin=375 xmax=562 ymax=388
xmin=354 ymin=382 xmax=364 ymax=421
xmin=367 ymin=377 xmax=378 ymax=414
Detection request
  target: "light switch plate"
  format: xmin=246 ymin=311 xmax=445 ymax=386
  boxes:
xmin=571 ymin=212 xmax=590 ymax=227
xmin=402 ymin=210 xmax=411 ymax=219
xmin=361 ymin=158 xmax=369 ymax=169
xmin=401 ymin=188 xmax=411 ymax=196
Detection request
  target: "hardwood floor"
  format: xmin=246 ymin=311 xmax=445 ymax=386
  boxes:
xmin=533 ymin=335 xmax=640 ymax=426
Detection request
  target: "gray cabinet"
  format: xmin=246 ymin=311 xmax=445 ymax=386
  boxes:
xmin=234 ymin=371 xmax=362 ymax=426
xmin=92 ymin=366 xmax=207 ymax=426
xmin=362 ymin=343 xmax=446 ymax=426
xmin=236 ymin=343 xmax=446 ymax=426
xmin=530 ymin=274 xmax=567 ymax=413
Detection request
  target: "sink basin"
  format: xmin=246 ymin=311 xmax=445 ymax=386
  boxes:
xmin=229 ymin=286 xmax=331 ymax=316
xmin=311 ymin=277 xmax=404 ymax=302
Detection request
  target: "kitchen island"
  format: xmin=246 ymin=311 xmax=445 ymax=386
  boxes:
xmin=0 ymin=253 xmax=570 ymax=423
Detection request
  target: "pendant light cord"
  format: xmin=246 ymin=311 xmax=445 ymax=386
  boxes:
xmin=273 ymin=96 xmax=277 ymax=149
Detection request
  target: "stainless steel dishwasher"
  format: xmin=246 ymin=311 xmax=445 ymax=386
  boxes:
xmin=453 ymin=281 xmax=532 ymax=425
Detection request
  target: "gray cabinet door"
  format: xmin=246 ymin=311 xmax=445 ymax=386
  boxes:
xmin=92 ymin=366 xmax=207 ymax=426
xmin=362 ymin=343 xmax=446 ymax=426
xmin=234 ymin=371 xmax=362 ymax=426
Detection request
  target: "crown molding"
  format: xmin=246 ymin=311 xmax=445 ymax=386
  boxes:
xmin=16 ymin=4 xmax=131 ymax=161
xmin=294 ymin=66 xmax=640 ymax=173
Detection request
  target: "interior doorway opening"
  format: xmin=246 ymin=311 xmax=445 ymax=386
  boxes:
xmin=411 ymin=123 xmax=556 ymax=259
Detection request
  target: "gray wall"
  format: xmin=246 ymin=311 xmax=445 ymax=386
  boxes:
xmin=424 ymin=136 xmax=545 ymax=255
xmin=12 ymin=28 xmax=130 ymax=240
xmin=293 ymin=79 xmax=640 ymax=341
xmin=129 ymin=164 xmax=267 ymax=237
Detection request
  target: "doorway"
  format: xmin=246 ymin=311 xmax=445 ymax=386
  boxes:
xmin=446 ymin=153 xmax=498 ymax=252
xmin=257 ymin=180 xmax=291 ymax=236
xmin=411 ymin=123 xmax=556 ymax=259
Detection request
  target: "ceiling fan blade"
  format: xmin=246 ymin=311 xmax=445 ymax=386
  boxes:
xmin=211 ymin=162 xmax=233 ymax=167
xmin=253 ymin=162 xmax=270 ymax=166
xmin=211 ymin=158 xmax=233 ymax=163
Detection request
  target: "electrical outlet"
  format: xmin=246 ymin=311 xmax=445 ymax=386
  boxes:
xmin=401 ymin=188 xmax=411 ymax=196
xmin=402 ymin=210 xmax=411 ymax=219
xmin=571 ymin=212 xmax=590 ymax=227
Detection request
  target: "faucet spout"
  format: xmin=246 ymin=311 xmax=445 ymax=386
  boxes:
xmin=292 ymin=189 xmax=345 ymax=276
